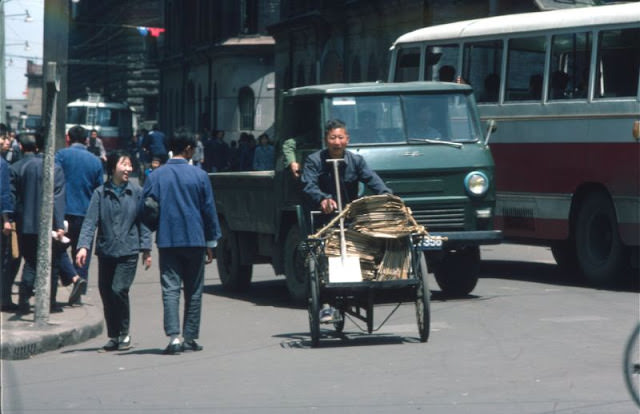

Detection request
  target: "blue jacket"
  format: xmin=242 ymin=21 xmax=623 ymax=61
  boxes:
xmin=1 ymin=157 xmax=14 ymax=215
xmin=142 ymin=158 xmax=221 ymax=248
xmin=301 ymin=149 xmax=391 ymax=207
xmin=78 ymin=180 xmax=151 ymax=258
xmin=253 ymin=144 xmax=275 ymax=171
xmin=146 ymin=130 xmax=167 ymax=157
xmin=55 ymin=143 xmax=103 ymax=216
xmin=10 ymin=154 xmax=66 ymax=234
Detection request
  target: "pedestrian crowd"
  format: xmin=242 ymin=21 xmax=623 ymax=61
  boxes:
xmin=0 ymin=123 xmax=224 ymax=355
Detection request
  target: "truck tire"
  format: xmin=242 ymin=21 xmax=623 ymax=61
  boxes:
xmin=284 ymin=224 xmax=309 ymax=303
xmin=575 ymin=192 xmax=626 ymax=286
xmin=551 ymin=240 xmax=580 ymax=276
xmin=433 ymin=246 xmax=480 ymax=297
xmin=216 ymin=221 xmax=252 ymax=291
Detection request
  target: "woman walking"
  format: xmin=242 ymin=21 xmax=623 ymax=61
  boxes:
xmin=76 ymin=151 xmax=152 ymax=351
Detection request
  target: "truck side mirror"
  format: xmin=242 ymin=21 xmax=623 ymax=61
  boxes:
xmin=484 ymin=119 xmax=496 ymax=146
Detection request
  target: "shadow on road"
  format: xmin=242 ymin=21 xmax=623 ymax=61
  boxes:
xmin=275 ymin=330 xmax=420 ymax=349
xmin=479 ymin=259 xmax=639 ymax=293
xmin=204 ymin=278 xmax=304 ymax=310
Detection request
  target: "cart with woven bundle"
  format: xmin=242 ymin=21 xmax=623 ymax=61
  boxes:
xmin=305 ymin=193 xmax=444 ymax=347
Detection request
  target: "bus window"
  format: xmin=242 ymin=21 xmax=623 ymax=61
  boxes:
xmin=549 ymin=32 xmax=591 ymax=100
xmin=426 ymin=44 xmax=458 ymax=81
xmin=505 ymin=36 xmax=546 ymax=101
xmin=394 ymin=47 xmax=421 ymax=82
xmin=97 ymin=108 xmax=119 ymax=127
xmin=67 ymin=107 xmax=87 ymax=125
xmin=595 ymin=28 xmax=640 ymax=99
xmin=463 ymin=40 xmax=503 ymax=103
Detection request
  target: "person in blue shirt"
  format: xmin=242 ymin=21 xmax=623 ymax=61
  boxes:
xmin=301 ymin=119 xmax=391 ymax=216
xmin=55 ymin=125 xmax=104 ymax=305
xmin=10 ymin=132 xmax=67 ymax=313
xmin=142 ymin=127 xmax=221 ymax=354
xmin=252 ymin=133 xmax=275 ymax=171
xmin=1 ymin=152 xmax=15 ymax=311
xmin=144 ymin=124 xmax=168 ymax=164
xmin=76 ymin=150 xmax=152 ymax=351
xmin=301 ymin=119 xmax=391 ymax=323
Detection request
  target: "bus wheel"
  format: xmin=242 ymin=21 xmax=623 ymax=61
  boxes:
xmin=217 ymin=221 xmax=253 ymax=291
xmin=284 ymin=224 xmax=309 ymax=303
xmin=575 ymin=192 xmax=626 ymax=286
xmin=433 ymin=246 xmax=480 ymax=297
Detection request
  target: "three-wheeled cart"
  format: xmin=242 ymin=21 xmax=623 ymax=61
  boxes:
xmin=303 ymin=193 xmax=443 ymax=347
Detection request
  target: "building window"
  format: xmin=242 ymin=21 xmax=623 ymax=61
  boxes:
xmin=238 ymin=86 xmax=255 ymax=130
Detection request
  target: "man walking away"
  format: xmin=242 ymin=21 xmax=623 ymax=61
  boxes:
xmin=142 ymin=127 xmax=221 ymax=354
xmin=55 ymin=125 xmax=103 ymax=304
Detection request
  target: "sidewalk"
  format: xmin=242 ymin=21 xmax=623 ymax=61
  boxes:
xmin=0 ymin=284 xmax=103 ymax=360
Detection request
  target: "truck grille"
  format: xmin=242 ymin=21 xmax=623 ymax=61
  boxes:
xmin=411 ymin=205 xmax=466 ymax=231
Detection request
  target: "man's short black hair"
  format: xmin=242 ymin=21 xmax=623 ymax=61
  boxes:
xmin=18 ymin=132 xmax=44 ymax=152
xmin=324 ymin=119 xmax=346 ymax=135
xmin=0 ymin=123 xmax=7 ymax=137
xmin=169 ymin=126 xmax=196 ymax=154
xmin=68 ymin=125 xmax=87 ymax=144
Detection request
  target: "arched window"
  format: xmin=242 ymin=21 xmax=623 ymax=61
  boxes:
xmin=238 ymin=86 xmax=255 ymax=130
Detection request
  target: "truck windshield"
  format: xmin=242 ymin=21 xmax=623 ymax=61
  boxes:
xmin=329 ymin=93 xmax=481 ymax=145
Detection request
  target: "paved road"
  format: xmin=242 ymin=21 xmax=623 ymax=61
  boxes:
xmin=2 ymin=244 xmax=638 ymax=413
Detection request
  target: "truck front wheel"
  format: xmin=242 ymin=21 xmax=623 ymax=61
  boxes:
xmin=284 ymin=224 xmax=309 ymax=303
xmin=216 ymin=222 xmax=252 ymax=291
xmin=433 ymin=246 xmax=480 ymax=297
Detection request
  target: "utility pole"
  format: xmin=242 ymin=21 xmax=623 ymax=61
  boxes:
xmin=34 ymin=0 xmax=70 ymax=324
xmin=34 ymin=61 xmax=59 ymax=325
xmin=43 ymin=0 xmax=69 ymax=150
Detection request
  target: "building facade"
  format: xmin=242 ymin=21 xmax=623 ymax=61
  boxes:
xmin=160 ymin=0 xmax=280 ymax=141
xmin=67 ymin=0 xmax=162 ymax=128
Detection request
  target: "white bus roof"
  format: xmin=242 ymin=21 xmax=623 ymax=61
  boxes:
xmin=391 ymin=3 xmax=640 ymax=48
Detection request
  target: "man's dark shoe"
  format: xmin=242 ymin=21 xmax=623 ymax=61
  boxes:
xmin=163 ymin=342 xmax=182 ymax=355
xmin=68 ymin=278 xmax=86 ymax=305
xmin=118 ymin=335 xmax=132 ymax=350
xmin=103 ymin=338 xmax=119 ymax=351
xmin=182 ymin=340 xmax=203 ymax=352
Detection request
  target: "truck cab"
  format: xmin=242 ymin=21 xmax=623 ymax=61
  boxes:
xmin=212 ymin=82 xmax=501 ymax=301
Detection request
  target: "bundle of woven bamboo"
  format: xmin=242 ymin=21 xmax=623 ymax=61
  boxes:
xmin=314 ymin=194 xmax=427 ymax=281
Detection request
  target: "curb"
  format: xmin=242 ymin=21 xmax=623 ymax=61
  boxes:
xmin=0 ymin=303 xmax=104 ymax=360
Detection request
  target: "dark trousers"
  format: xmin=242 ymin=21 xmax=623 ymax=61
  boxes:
xmin=1 ymin=233 xmax=21 ymax=306
xmin=159 ymin=247 xmax=205 ymax=339
xmin=18 ymin=234 xmax=59 ymax=306
xmin=98 ymin=255 xmax=138 ymax=338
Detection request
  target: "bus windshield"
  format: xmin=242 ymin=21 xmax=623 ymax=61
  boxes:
xmin=328 ymin=93 xmax=480 ymax=145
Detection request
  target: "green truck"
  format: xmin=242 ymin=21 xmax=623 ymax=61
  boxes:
xmin=211 ymin=82 xmax=502 ymax=301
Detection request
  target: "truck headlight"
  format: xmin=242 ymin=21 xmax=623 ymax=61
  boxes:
xmin=465 ymin=171 xmax=489 ymax=197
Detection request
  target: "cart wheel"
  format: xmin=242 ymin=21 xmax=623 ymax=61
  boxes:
xmin=415 ymin=254 xmax=431 ymax=342
xmin=623 ymin=323 xmax=640 ymax=407
xmin=307 ymin=256 xmax=321 ymax=347
xmin=333 ymin=309 xmax=345 ymax=333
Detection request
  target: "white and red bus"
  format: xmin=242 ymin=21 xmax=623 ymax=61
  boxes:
xmin=66 ymin=93 xmax=137 ymax=151
xmin=388 ymin=3 xmax=639 ymax=285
